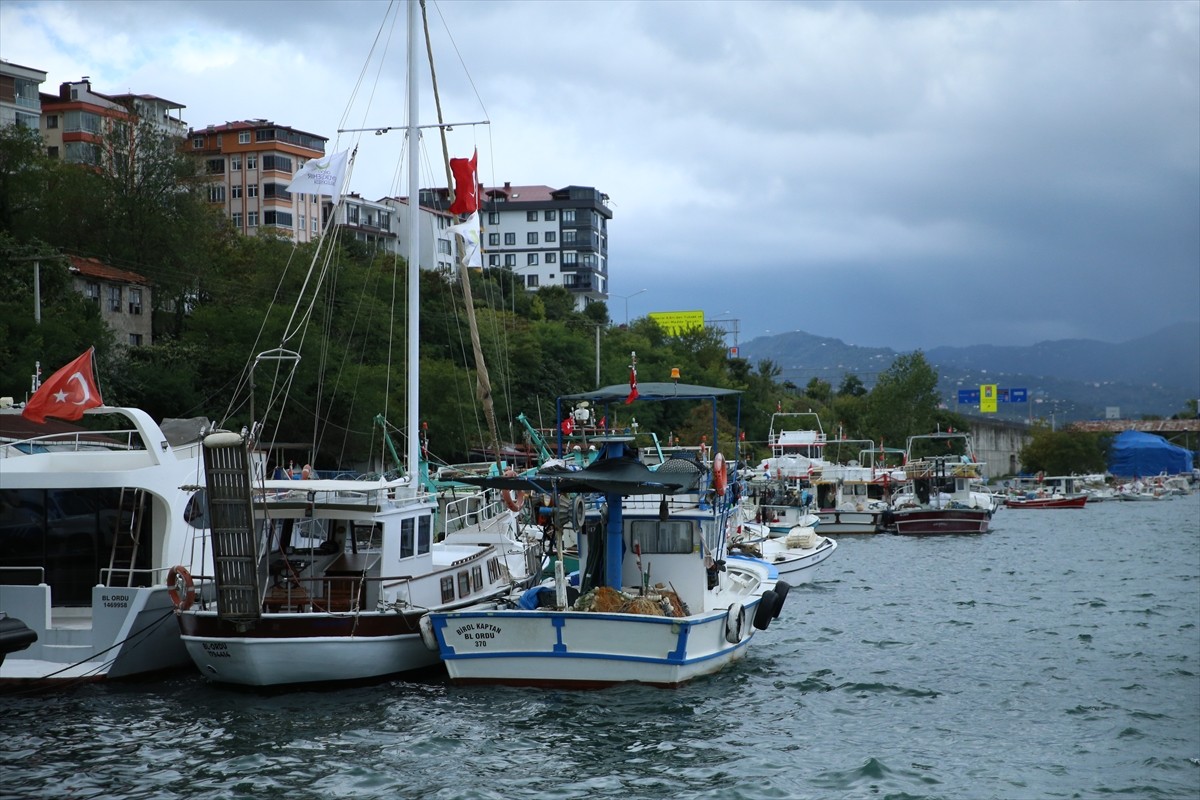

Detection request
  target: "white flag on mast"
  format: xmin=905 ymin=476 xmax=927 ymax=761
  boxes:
xmin=446 ymin=211 xmax=482 ymax=268
xmin=286 ymin=149 xmax=350 ymax=196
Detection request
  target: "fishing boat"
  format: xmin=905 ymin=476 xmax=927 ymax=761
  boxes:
xmin=888 ymin=431 xmax=992 ymax=536
xmin=0 ymin=404 xmax=213 ymax=686
xmin=172 ymin=0 xmax=541 ymax=687
xmin=1005 ymin=493 xmax=1087 ymax=509
xmin=729 ymin=514 xmax=837 ymax=584
xmin=810 ymin=439 xmax=891 ymax=534
xmin=423 ymin=381 xmax=789 ymax=689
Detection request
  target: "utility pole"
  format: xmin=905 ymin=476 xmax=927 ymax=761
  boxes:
xmin=10 ymin=255 xmax=44 ymax=323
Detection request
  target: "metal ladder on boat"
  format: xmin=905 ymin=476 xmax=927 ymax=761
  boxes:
xmin=106 ymin=487 xmax=147 ymax=587
xmin=202 ymin=431 xmax=265 ymax=627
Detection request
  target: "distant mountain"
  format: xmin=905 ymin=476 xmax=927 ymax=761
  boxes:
xmin=738 ymin=323 xmax=1199 ymax=423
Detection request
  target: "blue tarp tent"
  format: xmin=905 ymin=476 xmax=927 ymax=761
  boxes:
xmin=1107 ymin=430 xmax=1193 ymax=477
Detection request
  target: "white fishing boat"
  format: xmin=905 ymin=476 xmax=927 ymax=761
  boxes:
xmin=424 ymin=381 xmax=789 ymax=688
xmin=172 ymin=0 xmax=541 ymax=687
xmin=887 ymin=430 xmax=993 ymax=536
xmin=810 ymin=439 xmax=891 ymax=535
xmin=729 ymin=515 xmax=837 ymax=584
xmin=0 ymin=403 xmax=213 ymax=686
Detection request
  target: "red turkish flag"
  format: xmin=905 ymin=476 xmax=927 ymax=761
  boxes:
xmin=560 ymin=417 xmax=575 ymax=435
xmin=448 ymin=150 xmax=478 ymax=215
xmin=624 ymin=366 xmax=638 ymax=405
xmin=22 ymin=348 xmax=104 ymax=424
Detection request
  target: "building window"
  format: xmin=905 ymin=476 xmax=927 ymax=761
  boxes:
xmin=108 ymin=286 xmax=122 ymax=313
xmin=544 ymin=210 xmax=556 ymax=221
xmin=231 ymin=155 xmax=241 ymax=171
xmin=46 ymin=115 xmax=58 ymax=129
xmin=527 ymin=253 xmax=539 ymax=266
xmin=232 ymin=212 xmax=242 ymax=229
xmin=231 ymin=185 xmax=242 ymax=199
xmin=311 ymin=217 xmax=318 ymax=233
xmin=562 ymin=209 xmax=576 ymax=223
xmin=264 ymin=211 xmax=293 ymax=228
xmin=84 ymin=281 xmax=100 ymax=302
xmin=129 ymin=333 xmax=143 ymax=346
xmin=526 ymin=275 xmax=539 ymax=288
xmin=261 ymin=154 xmax=293 ymax=173
xmin=300 ymin=214 xmax=305 ymax=231
xmin=504 ymin=254 xmax=516 ymax=267
xmin=192 ymin=137 xmax=203 ymax=149
xmin=504 ymin=233 xmax=516 ymax=246
xmin=206 ymin=158 xmax=224 ymax=175
xmin=488 ymin=212 xmax=500 ymax=225
xmin=488 ymin=254 xmax=500 ymax=267
xmin=346 ymin=205 xmax=360 ymax=224
xmin=246 ymin=154 xmax=257 ymax=169
xmin=238 ymin=131 xmax=251 ymax=144
xmin=546 ymin=252 xmax=557 ymax=264
xmin=527 ymin=232 xmax=538 ymax=245
xmin=247 ymin=184 xmax=258 ymax=198
xmin=128 ymin=288 xmax=143 ymax=315
xmin=47 ymin=146 xmax=59 ymax=159
xmin=208 ymin=184 xmax=226 ymax=203
xmin=488 ymin=233 xmax=500 ymax=247
xmin=526 ymin=211 xmax=538 ymax=222
xmin=263 ymin=182 xmax=292 ymax=200
xmin=545 ymin=231 xmax=556 ymax=243
xmin=563 ymin=252 xmax=577 ymax=265
xmin=563 ymin=230 xmax=577 ymax=244
xmin=248 ymin=211 xmax=258 ymax=227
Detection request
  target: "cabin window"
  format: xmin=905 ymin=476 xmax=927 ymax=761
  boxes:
xmin=400 ymin=517 xmax=415 ymax=559
xmin=471 ymin=566 xmax=483 ymax=591
xmin=417 ymin=515 xmax=431 ymax=555
xmin=629 ymin=519 xmax=694 ymax=555
xmin=457 ymin=570 xmax=470 ymax=598
xmin=440 ymin=576 xmax=455 ymax=603
xmin=487 ymin=557 xmax=499 ymax=582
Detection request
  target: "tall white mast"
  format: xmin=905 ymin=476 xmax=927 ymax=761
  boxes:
xmin=405 ymin=0 xmax=421 ymax=483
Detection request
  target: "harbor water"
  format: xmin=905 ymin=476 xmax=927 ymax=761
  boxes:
xmin=2 ymin=495 xmax=1198 ymax=800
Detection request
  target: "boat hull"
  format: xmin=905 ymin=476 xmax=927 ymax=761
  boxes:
xmin=891 ymin=508 xmax=990 ymax=536
xmin=178 ymin=611 xmax=436 ymax=686
xmin=1006 ymin=496 xmax=1087 ymax=509
xmin=815 ymin=509 xmax=882 ymax=534
xmin=428 ymin=600 xmax=764 ymax=688
xmin=758 ymin=537 xmax=838 ymax=584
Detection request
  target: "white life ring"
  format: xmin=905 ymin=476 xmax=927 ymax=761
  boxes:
xmin=725 ymin=602 xmax=746 ymax=644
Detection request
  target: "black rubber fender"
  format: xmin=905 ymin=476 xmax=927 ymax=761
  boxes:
xmin=772 ymin=581 xmax=791 ymax=619
xmin=753 ymin=590 xmax=778 ymax=630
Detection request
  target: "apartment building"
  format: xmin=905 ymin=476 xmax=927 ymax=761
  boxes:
xmin=69 ymin=256 xmax=154 ymax=347
xmin=189 ymin=119 xmax=327 ymax=244
xmin=39 ymin=78 xmax=185 ymax=164
xmin=420 ymin=183 xmax=612 ymax=309
xmin=0 ymin=60 xmax=46 ymax=130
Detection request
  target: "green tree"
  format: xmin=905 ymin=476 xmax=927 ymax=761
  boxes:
xmin=1018 ymin=426 xmax=1110 ymax=475
xmin=863 ymin=351 xmax=940 ymax=448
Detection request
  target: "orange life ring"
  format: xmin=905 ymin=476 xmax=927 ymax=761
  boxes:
xmin=167 ymin=565 xmax=195 ymax=611
xmin=712 ymin=452 xmax=728 ymax=495
xmin=501 ymin=468 xmax=528 ymax=512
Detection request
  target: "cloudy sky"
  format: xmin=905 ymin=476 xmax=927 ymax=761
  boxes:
xmin=3 ymin=0 xmax=1197 ymax=352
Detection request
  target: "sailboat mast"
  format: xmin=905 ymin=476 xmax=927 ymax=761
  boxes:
xmin=406 ymin=0 xmax=421 ymax=484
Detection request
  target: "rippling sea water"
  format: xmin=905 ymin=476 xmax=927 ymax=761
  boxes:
xmin=2 ymin=495 xmax=1198 ymax=800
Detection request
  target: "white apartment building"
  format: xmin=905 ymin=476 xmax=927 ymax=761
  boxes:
xmin=0 ymin=60 xmax=46 ymax=130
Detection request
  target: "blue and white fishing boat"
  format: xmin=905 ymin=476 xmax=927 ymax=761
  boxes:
xmin=423 ymin=381 xmax=789 ymax=689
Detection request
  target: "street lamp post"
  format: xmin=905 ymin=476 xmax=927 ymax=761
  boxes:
xmin=612 ymin=288 xmax=647 ymax=325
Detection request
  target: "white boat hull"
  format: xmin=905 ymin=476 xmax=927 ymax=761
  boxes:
xmin=430 ymin=600 xmax=764 ymax=688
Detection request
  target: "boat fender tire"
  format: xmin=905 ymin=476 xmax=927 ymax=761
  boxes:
xmin=572 ymin=494 xmax=586 ymax=530
xmin=501 ymin=468 xmax=527 ymax=513
xmin=753 ymin=590 xmax=779 ymax=631
xmin=725 ymin=603 xmax=746 ymax=644
xmin=166 ymin=565 xmax=195 ymax=611
xmin=418 ymin=613 xmax=439 ymax=652
xmin=772 ymin=581 xmax=791 ymax=619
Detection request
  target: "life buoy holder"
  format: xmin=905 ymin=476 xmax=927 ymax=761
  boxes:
xmin=712 ymin=452 xmax=728 ymax=495
xmin=725 ymin=602 xmax=746 ymax=644
xmin=501 ymin=468 xmax=528 ymax=513
xmin=167 ymin=565 xmax=195 ymax=611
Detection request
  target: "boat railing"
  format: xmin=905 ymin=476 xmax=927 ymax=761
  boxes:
xmin=99 ymin=565 xmax=172 ymax=587
xmin=440 ymin=490 xmax=508 ymax=536
xmin=0 ymin=565 xmax=46 ymax=584
xmin=0 ymin=428 xmax=142 ymax=458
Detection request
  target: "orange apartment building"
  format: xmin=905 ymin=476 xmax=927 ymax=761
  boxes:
xmin=188 ymin=120 xmax=328 ymax=244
